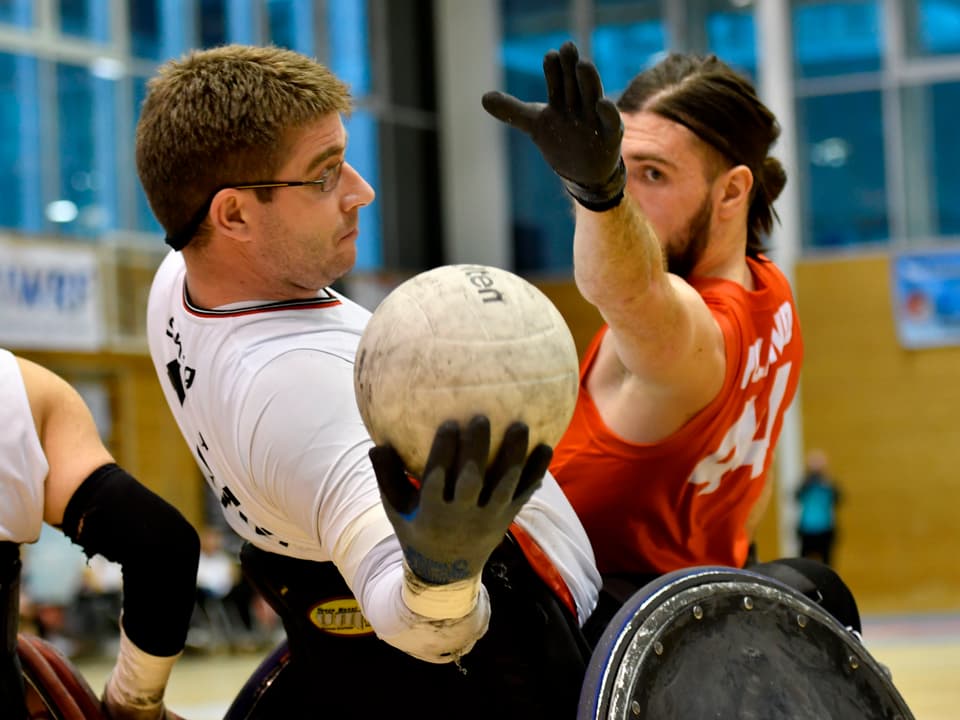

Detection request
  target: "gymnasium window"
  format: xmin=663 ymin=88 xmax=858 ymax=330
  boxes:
xmin=797 ymin=90 xmax=888 ymax=248
xmin=901 ymin=80 xmax=960 ymax=240
xmin=0 ymin=0 xmax=31 ymax=27
xmin=0 ymin=0 xmax=386 ymax=263
xmin=903 ymin=0 xmax=960 ymax=57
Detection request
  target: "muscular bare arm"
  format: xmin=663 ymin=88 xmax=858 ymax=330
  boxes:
xmin=15 ymin=357 xmax=114 ymax=526
xmin=482 ymin=41 xmax=726 ymax=433
xmin=573 ymin=201 xmax=726 ymax=425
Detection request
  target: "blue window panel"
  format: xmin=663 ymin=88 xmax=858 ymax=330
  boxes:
xmin=503 ymin=0 xmax=568 ymax=28
xmin=56 ymin=63 xmax=95 ymax=237
xmin=129 ymin=0 xmax=161 ymax=60
xmin=707 ymin=9 xmax=757 ymax=80
xmin=159 ymin=0 xmax=194 ymax=63
xmin=128 ymin=0 xmax=192 ymax=61
xmin=327 ymin=0 xmax=370 ymax=94
xmin=59 ymin=0 xmax=89 ymax=36
xmin=92 ymin=73 xmax=119 ymax=233
xmin=793 ymin=1 xmax=883 ymax=78
xmin=592 ymin=0 xmax=662 ymax=96
xmin=199 ymin=0 xmax=228 ymax=48
xmin=226 ymin=0 xmax=256 ymax=44
xmin=500 ymin=0 xmax=576 ymax=272
xmin=324 ymin=1 xmax=376 ymax=267
xmin=132 ymin=75 xmax=162 ymax=235
xmin=344 ymin=110 xmax=381 ymax=270
xmin=502 ymin=31 xmax=578 ymax=272
xmin=57 ymin=63 xmax=119 ymax=238
xmin=267 ymin=0 xmax=295 ymax=49
xmin=0 ymin=53 xmax=20 ymax=229
xmin=59 ymin=0 xmax=110 ymax=42
xmin=266 ymin=0 xmax=314 ymax=54
xmin=928 ymin=82 xmax=960 ymax=236
xmin=0 ymin=52 xmax=42 ymax=232
xmin=798 ymin=91 xmax=888 ymax=247
xmin=507 ymin=130 xmax=576 ymax=272
xmin=592 ymin=22 xmax=666 ymax=97
xmin=0 ymin=0 xmax=32 ymax=26
xmin=502 ymin=31 xmax=573 ymax=78
xmin=910 ymin=0 xmax=960 ymax=56
xmin=501 ymin=0 xmax=572 ymax=92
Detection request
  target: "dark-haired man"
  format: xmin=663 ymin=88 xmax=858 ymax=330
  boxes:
xmin=483 ymin=43 xmax=861 ymax=635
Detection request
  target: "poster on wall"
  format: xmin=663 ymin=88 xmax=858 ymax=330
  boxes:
xmin=0 ymin=240 xmax=105 ymax=351
xmin=892 ymin=250 xmax=960 ymax=349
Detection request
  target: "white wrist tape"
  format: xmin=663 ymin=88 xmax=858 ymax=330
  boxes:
xmin=104 ymin=622 xmax=179 ymax=710
xmin=401 ymin=562 xmax=481 ymax=620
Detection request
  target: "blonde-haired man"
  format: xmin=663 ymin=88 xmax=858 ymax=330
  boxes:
xmin=138 ymin=45 xmax=600 ymax=719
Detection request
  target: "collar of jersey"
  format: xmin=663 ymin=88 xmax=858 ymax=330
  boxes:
xmin=182 ymin=286 xmax=341 ymax=317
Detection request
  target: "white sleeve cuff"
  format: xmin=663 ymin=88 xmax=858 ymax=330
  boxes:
xmin=401 ymin=563 xmax=482 ymax=620
xmin=104 ymin=621 xmax=179 ymax=711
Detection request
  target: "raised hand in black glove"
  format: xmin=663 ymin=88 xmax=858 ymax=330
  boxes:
xmin=369 ymin=415 xmax=551 ymax=586
xmin=482 ymin=40 xmax=626 ymax=211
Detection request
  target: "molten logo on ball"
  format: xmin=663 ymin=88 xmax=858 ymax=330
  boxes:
xmin=354 ymin=264 xmax=580 ymax=478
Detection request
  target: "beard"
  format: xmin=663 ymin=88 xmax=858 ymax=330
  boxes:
xmin=664 ymin=194 xmax=712 ymax=279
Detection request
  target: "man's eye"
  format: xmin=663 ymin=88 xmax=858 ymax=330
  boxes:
xmin=314 ymin=160 xmax=344 ymax=189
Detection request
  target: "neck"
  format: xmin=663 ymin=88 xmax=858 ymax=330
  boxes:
xmin=696 ymin=255 xmax=753 ymax=289
xmin=691 ymin=224 xmax=754 ymax=290
xmin=181 ymin=244 xmax=306 ymax=309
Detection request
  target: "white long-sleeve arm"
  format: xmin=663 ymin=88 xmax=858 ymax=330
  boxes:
xmin=351 ymin=532 xmax=491 ymax=663
xmin=244 ymin=350 xmax=490 ymax=663
xmin=318 ymin=447 xmax=491 ymax=663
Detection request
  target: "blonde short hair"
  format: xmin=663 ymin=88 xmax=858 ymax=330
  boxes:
xmin=135 ymin=44 xmax=352 ymax=245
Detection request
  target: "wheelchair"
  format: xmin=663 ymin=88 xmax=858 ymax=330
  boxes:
xmin=1 ymin=540 xmax=102 ymax=719
xmin=222 ymin=565 xmax=914 ymax=720
xmin=576 ymin=566 xmax=914 ymax=720
xmin=16 ymin=634 xmax=103 ymax=720
xmin=5 ymin=559 xmax=915 ymax=719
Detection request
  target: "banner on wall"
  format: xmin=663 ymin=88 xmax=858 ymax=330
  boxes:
xmin=0 ymin=241 xmax=105 ymax=350
xmin=892 ymin=250 xmax=960 ymax=349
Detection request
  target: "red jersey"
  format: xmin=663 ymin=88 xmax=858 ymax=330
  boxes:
xmin=551 ymin=256 xmax=803 ymax=575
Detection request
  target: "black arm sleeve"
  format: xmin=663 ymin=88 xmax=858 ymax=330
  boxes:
xmin=60 ymin=464 xmax=200 ymax=657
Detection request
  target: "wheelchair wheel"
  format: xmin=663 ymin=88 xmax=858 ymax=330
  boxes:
xmin=222 ymin=639 xmax=292 ymax=720
xmin=578 ymin=566 xmax=915 ymax=720
xmin=17 ymin=633 xmax=103 ymax=719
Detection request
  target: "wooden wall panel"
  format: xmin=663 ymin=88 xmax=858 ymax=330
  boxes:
xmin=795 ymin=254 xmax=960 ymax=612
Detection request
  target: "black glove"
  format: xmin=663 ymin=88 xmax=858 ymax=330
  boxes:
xmin=482 ymin=40 xmax=626 ymax=211
xmin=369 ymin=416 xmax=552 ymax=585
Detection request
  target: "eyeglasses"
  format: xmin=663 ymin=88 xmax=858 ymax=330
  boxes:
xmin=165 ymin=160 xmax=345 ymax=250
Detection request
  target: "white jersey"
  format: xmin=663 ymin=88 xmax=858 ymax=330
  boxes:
xmin=147 ymin=251 xmax=599 ymax=660
xmin=0 ymin=349 xmax=48 ymax=544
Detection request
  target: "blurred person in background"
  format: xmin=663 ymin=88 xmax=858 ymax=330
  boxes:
xmin=1 ymin=349 xmax=200 ymax=720
xmin=20 ymin=524 xmax=87 ymax=657
xmin=190 ymin=526 xmax=254 ymax=652
xmin=75 ymin=555 xmax=124 ymax=658
xmin=796 ymin=448 xmax=842 ymax=567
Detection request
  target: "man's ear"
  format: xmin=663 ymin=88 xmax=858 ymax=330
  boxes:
xmin=716 ymin=164 xmax=753 ymax=220
xmin=208 ymin=189 xmax=250 ymax=239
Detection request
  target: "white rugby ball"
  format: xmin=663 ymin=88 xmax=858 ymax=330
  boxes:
xmin=354 ymin=264 xmax=579 ymax=478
